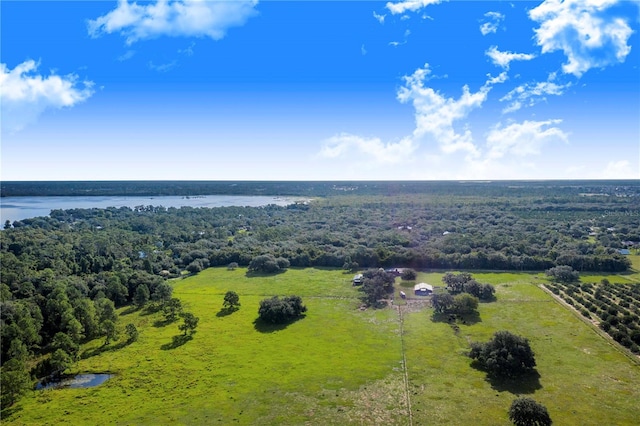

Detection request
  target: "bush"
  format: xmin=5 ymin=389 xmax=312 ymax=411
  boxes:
xmin=545 ymin=265 xmax=579 ymax=283
xmin=258 ymin=295 xmax=307 ymax=324
xmin=186 ymin=258 xmax=208 ymax=274
xmin=401 ymin=268 xmax=417 ymax=280
xmin=508 ymin=397 xmax=552 ymax=426
xmin=276 ymin=257 xmax=290 ymax=269
xmin=248 ymin=255 xmax=289 ymax=274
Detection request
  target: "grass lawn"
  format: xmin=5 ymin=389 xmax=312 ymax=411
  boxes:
xmin=6 ymin=268 xmax=640 ymax=425
xmin=579 ymin=255 xmax=640 ymax=283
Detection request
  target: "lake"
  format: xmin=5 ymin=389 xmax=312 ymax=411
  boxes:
xmin=0 ymin=195 xmax=301 ymax=224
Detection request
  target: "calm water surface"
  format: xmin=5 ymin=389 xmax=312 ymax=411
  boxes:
xmin=1 ymin=195 xmax=299 ymax=224
xmin=36 ymin=374 xmax=112 ymax=390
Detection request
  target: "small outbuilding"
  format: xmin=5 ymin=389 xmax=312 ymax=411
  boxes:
xmin=414 ymin=283 xmax=433 ymax=296
xmin=618 ymin=249 xmax=631 ymax=255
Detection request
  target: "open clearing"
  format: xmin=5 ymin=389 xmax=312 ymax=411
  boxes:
xmin=7 ymin=268 xmax=640 ymax=425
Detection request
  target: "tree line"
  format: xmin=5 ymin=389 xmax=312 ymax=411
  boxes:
xmin=1 ymin=189 xmax=637 ymax=403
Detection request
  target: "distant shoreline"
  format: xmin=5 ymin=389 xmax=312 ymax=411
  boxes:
xmin=2 ymin=179 xmax=638 ymax=198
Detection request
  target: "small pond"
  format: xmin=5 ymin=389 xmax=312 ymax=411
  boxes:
xmin=36 ymin=373 xmax=112 ymax=390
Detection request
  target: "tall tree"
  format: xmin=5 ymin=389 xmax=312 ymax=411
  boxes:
xmin=431 ymin=292 xmax=455 ymax=313
xmin=49 ymin=349 xmax=73 ymax=377
xmin=163 ymin=298 xmax=183 ymax=322
xmin=1 ymin=358 xmax=32 ymax=407
xmin=361 ymin=269 xmax=395 ymax=307
xmin=102 ymin=320 xmax=119 ymax=345
xmin=223 ymin=291 xmax=241 ymax=310
xmin=178 ymin=312 xmax=199 ymax=336
xmin=133 ymin=284 xmax=150 ymax=308
xmin=125 ymin=323 xmax=139 ymax=343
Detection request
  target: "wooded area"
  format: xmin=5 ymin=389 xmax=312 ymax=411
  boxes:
xmin=1 ymin=181 xmax=638 ymax=405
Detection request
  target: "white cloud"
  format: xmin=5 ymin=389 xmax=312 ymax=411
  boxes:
xmin=389 ymin=29 xmax=411 ymax=47
xmin=148 ymin=60 xmax=177 ymax=72
xmin=479 ymin=11 xmax=504 ymax=35
xmin=88 ymin=0 xmax=259 ymax=45
xmin=397 ymin=64 xmax=505 ymax=156
xmin=386 ymin=0 xmax=442 ymax=15
xmin=117 ymin=50 xmax=136 ymax=61
xmin=319 ymin=64 xmax=507 ymax=165
xmin=179 ymin=42 xmax=196 ymax=56
xmin=373 ymin=11 xmax=386 ymax=24
xmin=529 ymin=0 xmax=633 ymax=76
xmin=485 ymin=119 xmax=569 ymax=160
xmin=319 ymin=133 xmax=416 ymax=163
xmin=486 ymin=46 xmax=536 ymax=69
xmin=317 ymin=64 xmax=574 ymax=179
xmin=0 ymin=60 xmax=94 ymax=133
xmin=599 ymin=160 xmax=638 ymax=179
xmin=501 ymin=80 xmax=571 ymax=113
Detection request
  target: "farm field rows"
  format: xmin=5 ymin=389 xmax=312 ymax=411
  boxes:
xmin=6 ymin=268 xmax=640 ymax=425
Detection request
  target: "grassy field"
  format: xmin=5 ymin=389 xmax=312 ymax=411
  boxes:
xmin=579 ymin=255 xmax=640 ymax=283
xmin=6 ymin=268 xmax=640 ymax=425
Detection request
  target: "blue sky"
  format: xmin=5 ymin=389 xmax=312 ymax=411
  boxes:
xmin=1 ymin=0 xmax=639 ymax=181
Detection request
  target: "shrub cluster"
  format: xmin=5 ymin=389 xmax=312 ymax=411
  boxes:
xmin=258 ymin=295 xmax=307 ymax=324
xmin=248 ymin=255 xmax=290 ymax=274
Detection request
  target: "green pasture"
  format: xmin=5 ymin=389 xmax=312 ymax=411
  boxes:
xmin=6 ymin=269 xmax=640 ymax=425
xmin=403 ymin=274 xmax=640 ymax=425
xmin=8 ymin=268 xmax=404 ymax=425
xmin=579 ymin=255 xmax=640 ymax=283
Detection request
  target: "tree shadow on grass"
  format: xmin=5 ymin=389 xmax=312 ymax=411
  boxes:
xmin=153 ymin=318 xmax=177 ymax=328
xmin=140 ymin=303 xmax=163 ymax=316
xmin=80 ymin=340 xmax=130 ymax=360
xmin=161 ymin=334 xmax=194 ymax=350
xmin=252 ymin=316 xmax=304 ymax=333
xmin=245 ymin=269 xmax=288 ymax=278
xmin=216 ymin=307 xmax=239 ymax=317
xmin=470 ymin=362 xmax=542 ymax=394
xmin=1 ymin=404 xmax=23 ymax=419
xmin=431 ymin=311 xmax=482 ymax=326
xmin=119 ymin=306 xmax=140 ymax=316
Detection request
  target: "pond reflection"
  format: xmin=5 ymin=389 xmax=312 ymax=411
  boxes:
xmin=36 ymin=374 xmax=112 ymax=390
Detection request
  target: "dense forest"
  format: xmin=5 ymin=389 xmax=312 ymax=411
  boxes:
xmin=2 ymin=179 xmax=639 ymax=197
xmin=1 ymin=181 xmax=639 ymax=404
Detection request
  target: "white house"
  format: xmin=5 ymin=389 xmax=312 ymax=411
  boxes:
xmin=414 ymin=283 xmax=433 ymax=296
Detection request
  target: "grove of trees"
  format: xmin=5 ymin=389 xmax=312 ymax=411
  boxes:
xmin=469 ymin=331 xmax=537 ymax=378
xmin=1 ymin=181 xmax=637 ymax=406
xmin=360 ymin=269 xmax=396 ymax=307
